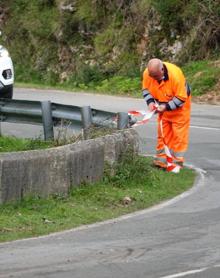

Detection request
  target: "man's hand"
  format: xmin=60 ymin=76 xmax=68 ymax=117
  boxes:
xmin=157 ymin=104 xmax=166 ymax=113
xmin=148 ymin=102 xmax=157 ymax=112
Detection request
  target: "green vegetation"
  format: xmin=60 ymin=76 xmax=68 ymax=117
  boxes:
xmin=0 ymin=136 xmax=54 ymax=152
xmin=0 ymin=156 xmax=196 ymax=242
xmin=94 ymin=76 xmax=141 ymax=96
xmin=0 ymin=126 xmax=117 ymax=152
xmin=15 ymin=58 xmax=220 ymax=98
xmin=1 ymin=0 xmax=219 ymax=95
xmin=182 ymin=60 xmax=220 ymax=96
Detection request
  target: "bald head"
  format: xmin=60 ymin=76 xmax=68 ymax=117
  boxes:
xmin=147 ymin=58 xmax=164 ymax=81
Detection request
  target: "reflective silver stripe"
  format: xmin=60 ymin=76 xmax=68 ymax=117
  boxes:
xmin=157 ymin=148 xmax=185 ymax=158
xmin=172 ymin=150 xmax=185 ymax=158
xmin=142 ymin=89 xmax=150 ymax=96
xmin=156 ymin=149 xmax=165 ymax=155
xmin=168 ymin=97 xmax=184 ymax=110
xmin=142 ymin=89 xmax=154 ymax=102
xmin=167 ymin=149 xmax=184 ymax=159
xmin=168 ymin=100 xmax=177 ymax=110
xmin=155 ymin=156 xmax=167 ymax=163
xmin=173 ymin=97 xmax=184 ymax=107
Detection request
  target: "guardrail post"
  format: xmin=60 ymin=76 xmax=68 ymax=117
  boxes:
xmin=0 ymin=102 xmax=4 ymax=136
xmin=117 ymin=112 xmax=128 ymax=129
xmin=81 ymin=106 xmax=92 ymax=139
xmin=0 ymin=114 xmax=3 ymax=136
xmin=41 ymin=101 xmax=54 ymax=141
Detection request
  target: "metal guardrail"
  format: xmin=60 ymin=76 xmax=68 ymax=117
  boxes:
xmin=0 ymin=98 xmax=129 ymax=140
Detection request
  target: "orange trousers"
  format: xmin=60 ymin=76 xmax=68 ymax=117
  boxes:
xmin=155 ymin=105 xmax=191 ymax=167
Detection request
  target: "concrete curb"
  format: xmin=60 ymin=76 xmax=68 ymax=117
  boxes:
xmin=0 ymin=129 xmax=139 ymax=204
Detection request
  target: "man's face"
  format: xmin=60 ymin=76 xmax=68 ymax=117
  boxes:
xmin=149 ymin=66 xmax=164 ymax=81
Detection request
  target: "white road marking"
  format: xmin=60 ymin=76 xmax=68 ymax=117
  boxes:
xmin=160 ymin=264 xmax=220 ymax=278
xmin=190 ymin=125 xmax=220 ymax=131
xmin=159 ymin=267 xmax=207 ymax=278
xmin=135 ymin=123 xmax=220 ymax=131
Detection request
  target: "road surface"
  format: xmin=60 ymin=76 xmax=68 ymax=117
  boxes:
xmin=0 ymin=88 xmax=220 ymax=278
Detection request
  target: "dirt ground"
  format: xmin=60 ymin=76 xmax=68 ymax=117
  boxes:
xmin=192 ymin=80 xmax=220 ymax=105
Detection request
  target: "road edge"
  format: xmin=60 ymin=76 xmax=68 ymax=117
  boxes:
xmin=0 ymin=164 xmax=205 ymax=246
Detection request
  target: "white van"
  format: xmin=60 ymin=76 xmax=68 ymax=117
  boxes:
xmin=0 ymin=34 xmax=14 ymax=99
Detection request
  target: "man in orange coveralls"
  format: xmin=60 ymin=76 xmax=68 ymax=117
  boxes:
xmin=142 ymin=58 xmax=191 ymax=169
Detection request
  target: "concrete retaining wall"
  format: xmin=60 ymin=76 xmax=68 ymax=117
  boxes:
xmin=0 ymin=129 xmax=139 ymax=204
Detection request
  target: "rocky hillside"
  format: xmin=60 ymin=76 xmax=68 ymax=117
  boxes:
xmin=0 ymin=0 xmax=220 ymax=85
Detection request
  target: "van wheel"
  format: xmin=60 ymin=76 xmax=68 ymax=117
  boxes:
xmin=0 ymin=85 xmax=13 ymax=99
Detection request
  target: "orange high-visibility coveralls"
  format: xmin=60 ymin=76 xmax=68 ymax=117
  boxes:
xmin=142 ymin=62 xmax=191 ymax=167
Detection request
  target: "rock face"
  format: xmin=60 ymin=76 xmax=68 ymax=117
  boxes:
xmin=0 ymin=129 xmax=139 ymax=204
xmin=1 ymin=1 xmax=219 ymax=84
xmin=0 ymin=6 xmax=8 ymax=28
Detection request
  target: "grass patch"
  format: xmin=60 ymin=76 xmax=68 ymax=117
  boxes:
xmin=94 ymin=76 xmax=141 ymax=97
xmin=182 ymin=60 xmax=220 ymax=96
xmin=0 ymin=156 xmax=196 ymax=243
xmin=15 ymin=76 xmax=141 ymax=97
xmin=0 ymin=136 xmax=54 ymax=152
xmin=15 ymin=58 xmax=220 ymax=98
xmin=0 ymin=126 xmax=117 ymax=152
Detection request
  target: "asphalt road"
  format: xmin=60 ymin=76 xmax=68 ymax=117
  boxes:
xmin=0 ymin=88 xmax=220 ymax=278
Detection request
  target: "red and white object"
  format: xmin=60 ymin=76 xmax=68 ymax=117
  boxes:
xmin=128 ymin=107 xmax=181 ymax=173
xmin=159 ymin=118 xmax=181 ymax=173
xmin=128 ymin=109 xmax=156 ymax=127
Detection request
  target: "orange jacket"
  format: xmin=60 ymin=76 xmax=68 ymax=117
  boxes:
xmin=143 ymin=62 xmax=191 ymax=163
xmin=142 ymin=62 xmax=191 ymax=120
